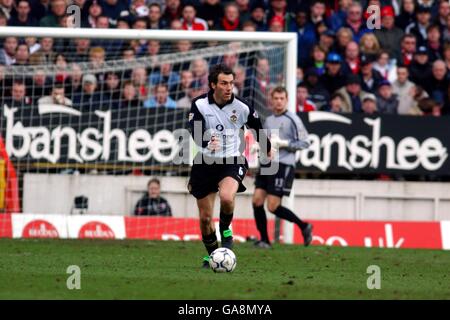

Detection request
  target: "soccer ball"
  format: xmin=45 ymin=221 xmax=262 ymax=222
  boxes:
xmin=209 ymin=248 xmax=237 ymax=273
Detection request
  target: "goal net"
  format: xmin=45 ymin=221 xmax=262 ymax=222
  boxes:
xmin=0 ymin=28 xmax=297 ymax=243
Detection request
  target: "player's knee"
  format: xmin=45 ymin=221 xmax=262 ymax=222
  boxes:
xmin=199 ymin=213 xmax=212 ymax=226
xmin=252 ymin=197 xmax=264 ymax=208
xmin=267 ymin=202 xmax=279 ymax=213
xmin=220 ymin=194 xmax=234 ymax=209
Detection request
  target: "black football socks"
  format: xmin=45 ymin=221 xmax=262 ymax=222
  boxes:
xmin=273 ymin=206 xmax=308 ymax=231
xmin=253 ymin=205 xmax=270 ymax=243
xmin=202 ymin=231 xmax=218 ymax=255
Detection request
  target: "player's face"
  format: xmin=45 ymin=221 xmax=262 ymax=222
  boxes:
xmin=212 ymin=73 xmax=234 ymax=103
xmin=271 ymin=91 xmax=288 ymax=114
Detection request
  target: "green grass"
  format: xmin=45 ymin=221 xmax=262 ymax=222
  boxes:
xmin=0 ymin=239 xmax=449 ymax=299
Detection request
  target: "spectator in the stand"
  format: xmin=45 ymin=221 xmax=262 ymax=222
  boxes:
xmin=440 ymin=12 xmax=450 ymax=40
xmin=376 ymin=80 xmax=399 ymax=114
xmin=176 ymin=79 xmax=204 ymax=109
xmin=243 ymin=56 xmax=273 ymax=115
xmin=86 ymin=0 xmax=103 ymax=28
xmin=162 ymin=0 xmax=182 ymax=26
xmin=328 ymin=92 xmax=345 ymax=113
xmin=341 ymin=41 xmax=360 ymax=75
xmin=65 ymin=63 xmax=83 ymax=100
xmin=435 ymin=0 xmax=449 ymax=30
xmin=267 ymin=0 xmax=290 ymax=30
xmin=38 ymin=84 xmax=73 ymax=107
xmin=233 ymin=65 xmax=246 ymax=96
xmin=131 ymin=66 xmax=148 ymax=100
xmin=149 ymin=62 xmax=180 ymax=89
xmin=216 ymin=2 xmax=241 ymax=31
xmin=0 ymin=11 xmax=7 ymax=26
xmin=335 ymin=27 xmax=353 ymax=56
xmin=417 ymin=97 xmax=442 ymax=116
xmin=197 ymin=0 xmax=223 ymax=30
xmin=409 ymin=45 xmax=433 ymax=88
xmin=102 ymin=71 xmax=121 ymax=108
xmin=0 ymin=36 xmax=17 ymax=65
xmin=302 ymin=67 xmax=329 ymax=110
xmin=68 ymin=38 xmax=91 ymax=63
xmin=146 ymin=40 xmax=161 ymax=64
xmin=374 ymin=6 xmax=404 ymax=60
xmin=396 ymin=0 xmax=416 ymax=31
xmin=397 ymin=33 xmax=417 ymax=67
xmin=342 ymin=2 xmax=371 ymax=43
xmin=424 ymin=60 xmax=449 ymax=100
xmin=28 ymin=68 xmax=49 ymax=99
xmin=249 ymin=3 xmax=268 ymax=32
xmin=144 ymin=83 xmax=177 ymax=108
xmin=3 ymin=81 xmax=32 ymax=108
xmin=73 ymin=74 xmax=101 ymax=110
xmin=100 ymin=0 xmax=128 ymax=22
xmin=0 ymin=0 xmax=14 ymax=20
xmin=8 ymin=0 xmax=37 ymax=26
xmin=373 ymin=50 xmax=397 ymax=83
xmin=268 ymin=15 xmax=284 ymax=32
xmin=170 ymin=69 xmax=193 ymax=100
xmin=309 ymin=0 xmax=327 ymax=28
xmin=444 ymin=43 xmax=450 ymax=72
xmin=306 ymin=44 xmax=328 ymax=76
xmin=88 ymin=46 xmax=106 ymax=72
xmin=406 ymin=5 xmax=432 ymax=46
xmin=426 ymin=24 xmax=443 ymax=62
xmin=122 ymin=46 xmax=136 ymax=62
xmin=359 ymin=33 xmax=381 ymax=57
xmin=190 ymin=58 xmax=209 ymax=88
xmin=134 ymin=178 xmax=172 ymax=217
xmin=361 ymin=93 xmax=378 ymax=115
xmin=40 ymin=0 xmax=66 ymax=27
xmin=25 ymin=37 xmax=40 ymax=55
xmin=29 ymin=37 xmax=56 ymax=65
xmin=235 ymin=0 xmax=251 ymax=23
xmin=170 ymin=19 xmax=183 ymax=30
xmin=120 ymin=80 xmax=142 ymax=108
xmin=130 ymin=18 xmax=149 ymax=56
xmin=360 ymin=54 xmax=384 ymax=94
xmin=181 ymin=4 xmax=208 ymax=31
xmin=328 ymin=0 xmax=352 ymax=31
xmin=335 ymin=74 xmax=369 ymax=113
xmin=393 ymin=65 xmax=417 ymax=115
xmin=296 ymin=82 xmax=317 ymax=112
xmin=289 ymin=8 xmax=317 ymax=68
xmin=148 ymin=3 xmax=167 ymax=29
xmin=318 ymin=29 xmax=336 ymax=53
xmin=321 ymin=52 xmax=346 ymax=95
xmin=13 ymin=43 xmax=29 ymax=66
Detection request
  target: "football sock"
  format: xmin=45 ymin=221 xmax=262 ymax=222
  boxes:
xmin=202 ymin=231 xmax=218 ymax=255
xmin=219 ymin=210 xmax=233 ymax=236
xmin=273 ymin=206 xmax=308 ymax=230
xmin=253 ymin=205 xmax=270 ymax=243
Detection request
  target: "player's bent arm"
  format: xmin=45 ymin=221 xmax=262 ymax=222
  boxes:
xmin=188 ymin=101 xmax=209 ymax=148
xmin=285 ymin=114 xmax=311 ymax=151
xmin=245 ymin=105 xmax=272 ymax=152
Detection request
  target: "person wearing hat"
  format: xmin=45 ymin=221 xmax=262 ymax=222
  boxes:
xmin=335 ymin=74 xmax=369 ymax=113
xmin=409 ymin=45 xmax=433 ymax=88
xmin=405 ymin=5 xmax=432 ymax=46
xmin=197 ymin=0 xmax=224 ymax=30
xmin=360 ymin=53 xmax=384 ymax=94
xmin=321 ymin=52 xmax=346 ymax=95
xmin=73 ymin=73 xmax=101 ymax=110
xmin=318 ymin=29 xmax=336 ymax=52
xmin=361 ymin=93 xmax=378 ymax=115
xmin=376 ymin=80 xmax=399 ymax=114
xmin=374 ymin=6 xmax=405 ymax=60
xmin=249 ymin=3 xmax=268 ymax=31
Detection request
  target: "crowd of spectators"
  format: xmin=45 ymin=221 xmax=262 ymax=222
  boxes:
xmin=0 ymin=0 xmax=449 ymax=117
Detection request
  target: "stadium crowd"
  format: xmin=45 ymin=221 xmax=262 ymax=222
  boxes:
xmin=0 ymin=0 xmax=449 ymax=116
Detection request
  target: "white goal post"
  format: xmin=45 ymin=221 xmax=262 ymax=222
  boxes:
xmin=0 ymin=27 xmax=298 ymax=244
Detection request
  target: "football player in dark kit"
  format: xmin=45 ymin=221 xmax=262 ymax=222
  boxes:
xmin=252 ymin=86 xmax=313 ymax=249
xmin=188 ymin=64 xmax=271 ymax=268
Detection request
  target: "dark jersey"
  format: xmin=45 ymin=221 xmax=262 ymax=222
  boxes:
xmin=134 ymin=196 xmax=172 ymax=216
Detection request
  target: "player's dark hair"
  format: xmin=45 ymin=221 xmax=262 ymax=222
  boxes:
xmin=208 ymin=64 xmax=235 ymax=90
xmin=271 ymin=86 xmax=288 ymax=97
xmin=148 ymin=178 xmax=160 ymax=187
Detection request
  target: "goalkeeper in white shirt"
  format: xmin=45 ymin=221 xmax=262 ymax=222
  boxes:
xmin=252 ymin=86 xmax=313 ymax=248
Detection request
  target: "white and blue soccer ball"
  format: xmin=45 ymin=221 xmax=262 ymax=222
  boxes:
xmin=209 ymin=248 xmax=237 ymax=273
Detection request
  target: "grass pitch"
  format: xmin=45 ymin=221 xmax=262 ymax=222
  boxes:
xmin=0 ymin=239 xmax=449 ymax=299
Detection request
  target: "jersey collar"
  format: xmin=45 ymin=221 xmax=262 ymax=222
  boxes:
xmin=208 ymin=90 xmax=235 ymax=108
